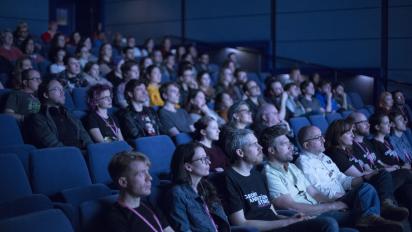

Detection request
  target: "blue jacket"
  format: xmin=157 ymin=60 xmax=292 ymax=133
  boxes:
xmin=168 ymin=183 xmax=230 ymax=232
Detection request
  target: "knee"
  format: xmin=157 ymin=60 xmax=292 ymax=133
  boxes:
xmin=317 ymin=216 xmax=339 ymax=231
xmin=359 ymin=183 xmax=378 ymax=196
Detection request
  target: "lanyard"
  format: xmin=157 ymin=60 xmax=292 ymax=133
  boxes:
xmin=96 ymin=112 xmax=121 ymax=140
xmin=202 ymin=202 xmax=218 ymax=232
xmin=354 ymin=141 xmax=375 ymax=168
xmin=383 ymin=141 xmax=400 ymax=163
xmin=119 ymin=202 xmax=163 ymax=232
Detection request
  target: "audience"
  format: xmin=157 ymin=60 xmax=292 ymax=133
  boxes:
xmin=0 ymin=30 xmax=24 ymax=62
xmin=145 ymin=64 xmax=164 ymax=107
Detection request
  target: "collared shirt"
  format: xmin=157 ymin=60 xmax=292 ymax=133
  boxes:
xmin=295 ymin=151 xmax=353 ymax=201
xmin=389 ymin=133 xmax=412 ymax=163
xmin=264 ymin=161 xmax=318 ymax=205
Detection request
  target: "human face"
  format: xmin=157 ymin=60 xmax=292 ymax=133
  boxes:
xmin=272 ymin=135 xmax=294 ymax=163
xmin=149 ymin=67 xmax=161 ymax=84
xmin=73 ymin=32 xmax=81 ymax=44
xmin=321 ymin=83 xmax=332 ymax=94
xmin=204 ymin=120 xmax=220 ymax=141
xmin=303 ymin=127 xmax=325 ymax=155
xmin=199 ymin=73 xmax=211 ymax=87
xmin=102 ymin=44 xmax=112 ymax=57
xmin=182 ymin=70 xmax=194 ymax=84
xmin=153 ymin=51 xmax=163 ymax=64
xmin=97 ymin=89 xmax=112 ymax=109
xmin=200 ymin=54 xmax=209 ymax=65
xmin=143 ymin=58 xmax=153 ymax=68
xmin=123 ymin=160 xmax=152 ymax=197
xmin=339 ymin=129 xmax=354 ymax=147
xmin=242 ymin=133 xmax=263 ymax=165
xmin=221 ymin=93 xmax=233 ymax=108
xmin=191 ymin=91 xmax=206 ymax=108
xmin=89 ymin=64 xmax=100 ymax=78
xmin=165 ymin=85 xmax=180 ymax=105
xmin=46 ymin=80 xmax=65 ymax=105
xmin=353 ymin=114 xmax=370 ymax=136
xmin=262 ymin=104 xmax=280 ymax=126
xmin=236 ymin=71 xmax=247 ymax=84
xmin=377 ymin=116 xmax=391 ymax=135
xmin=21 ymin=59 xmax=32 ymax=70
xmin=3 ymin=32 xmax=13 ymax=46
xmin=288 ymin=85 xmax=300 ymax=98
xmin=67 ymin=58 xmax=81 ymax=75
xmin=334 ymin=85 xmax=345 ymax=96
xmin=394 ymin=92 xmax=405 ymax=105
xmin=57 ymin=50 xmax=66 ymax=62
xmin=187 ymin=146 xmax=210 ymax=178
xmin=382 ymin=94 xmax=394 ymax=109
xmin=392 ymin=115 xmax=407 ymax=132
xmin=127 ymin=37 xmax=135 ymax=47
xmin=57 ymin=35 xmax=65 ymax=48
xmin=83 ymin=38 xmax=92 ymax=51
xmin=131 ymin=83 xmax=148 ymax=103
xmin=25 ymin=70 xmax=42 ymax=91
xmin=125 ymin=49 xmax=135 ymax=61
xmin=126 ymin=65 xmax=139 ymax=80
xmin=304 ymin=82 xmax=315 ymax=96
xmin=246 ymin=81 xmax=261 ymax=97
xmin=235 ymin=104 xmax=253 ymax=125
xmin=166 ymin=55 xmax=175 ymax=66
xmin=221 ymin=68 xmax=233 ymax=83
xmin=270 ymin=81 xmax=283 ymax=97
xmin=25 ymin=39 xmax=34 ymax=54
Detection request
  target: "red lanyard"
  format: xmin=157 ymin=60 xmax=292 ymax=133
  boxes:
xmin=119 ymin=202 xmax=163 ymax=232
xmin=354 ymin=141 xmax=375 ymax=167
xmin=96 ymin=112 xmax=121 ymax=140
xmin=203 ymin=203 xmax=218 ymax=232
xmin=383 ymin=141 xmax=400 ymax=162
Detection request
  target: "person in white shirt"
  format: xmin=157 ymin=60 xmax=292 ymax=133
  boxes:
xmin=295 ymin=125 xmax=404 ymax=231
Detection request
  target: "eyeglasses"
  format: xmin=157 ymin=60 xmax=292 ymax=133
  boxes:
xmin=354 ymin=120 xmax=368 ymax=125
xmin=191 ymin=156 xmax=210 ymax=164
xmin=97 ymin=96 xmax=112 ymax=101
xmin=48 ymin=87 xmax=64 ymax=93
xmin=238 ymin=108 xmax=251 ymax=114
xmin=27 ymin=77 xmax=41 ymax=81
xmin=304 ymin=135 xmax=324 ymax=143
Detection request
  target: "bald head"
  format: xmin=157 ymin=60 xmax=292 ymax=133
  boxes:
xmin=347 ymin=111 xmax=367 ymax=124
xmin=297 ymin=125 xmax=325 ymax=154
xmin=297 ymin=125 xmax=318 ymax=145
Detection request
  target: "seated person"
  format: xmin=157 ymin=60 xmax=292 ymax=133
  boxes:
xmin=117 ymin=79 xmax=162 ymax=141
xmin=83 ymin=61 xmax=112 ymax=87
xmin=58 ymin=55 xmax=88 ymax=91
xmin=324 ymin=120 xmax=408 ymax=221
xmin=284 ymin=82 xmax=306 ymax=118
xmin=4 ymin=69 xmax=41 ymax=122
xmin=86 ymin=84 xmax=124 ymax=143
xmin=115 ymin=61 xmax=140 ymax=108
xmin=107 ymin=151 xmax=174 ymax=232
xmin=332 ymin=82 xmax=353 ymax=111
xmin=215 ymin=67 xmax=236 ymax=101
xmin=167 ymin=143 xmax=230 ymax=231
xmin=145 ymin=64 xmax=164 ymax=107
xmin=186 ymin=89 xmax=225 ymax=126
xmin=214 ymin=91 xmax=233 ymax=122
xmin=28 ymin=78 xmax=93 ymax=148
xmin=300 ymin=80 xmax=325 ymax=115
xmin=252 ymin=103 xmax=292 ymax=138
xmin=232 ymin=68 xmax=248 ymax=100
xmin=260 ymin=125 xmax=357 ymax=229
xmin=389 ymin=111 xmax=412 ymax=163
xmin=243 ymin=80 xmax=266 ymax=119
xmin=0 ymin=30 xmax=23 ymax=62
xmin=49 ymin=48 xmax=66 ymax=74
xmin=197 ymin=71 xmax=215 ymax=103
xmin=177 ymin=65 xmax=198 ymax=105
xmin=194 ymin=116 xmax=229 ymax=172
xmin=158 ymin=82 xmax=194 ymax=137
xmin=392 ymin=90 xmax=412 ymax=127
xmin=264 ymin=78 xmax=287 ymax=118
xmin=296 ymin=125 xmax=405 ymax=231
xmin=315 ymin=80 xmax=338 ymax=113
xmin=377 ymin=92 xmax=394 ymax=115
xmin=220 ymin=128 xmax=340 ymax=232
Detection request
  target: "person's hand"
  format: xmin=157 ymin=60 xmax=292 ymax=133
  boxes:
xmin=333 ymin=201 xmax=348 ymax=211
xmin=281 ymin=91 xmax=288 ymax=102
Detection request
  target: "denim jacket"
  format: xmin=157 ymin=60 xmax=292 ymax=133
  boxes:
xmin=168 ymin=184 xmax=230 ymax=232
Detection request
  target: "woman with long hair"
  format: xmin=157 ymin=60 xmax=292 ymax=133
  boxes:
xmin=168 ymin=142 xmax=230 ymax=232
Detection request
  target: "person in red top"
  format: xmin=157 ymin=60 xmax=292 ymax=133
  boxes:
xmin=0 ymin=30 xmax=23 ymax=62
xmin=41 ymin=21 xmax=58 ymax=43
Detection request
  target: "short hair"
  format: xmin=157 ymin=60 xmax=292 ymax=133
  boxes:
xmin=369 ymin=112 xmax=388 ymax=135
xmin=159 ymin=81 xmax=179 ymax=101
xmin=284 ymin=82 xmax=296 ymax=91
xmin=259 ymin=125 xmax=288 ymax=155
xmin=63 ymin=55 xmax=76 ymax=66
xmin=389 ymin=109 xmax=404 ymax=122
xmin=332 ymin=81 xmax=344 ymax=90
xmin=224 ymin=128 xmax=254 ymax=163
xmin=87 ymin=84 xmax=112 ymax=111
xmin=319 ymin=79 xmax=331 ymax=87
xmin=196 ymin=71 xmax=210 ymax=83
xmin=297 ymin=125 xmax=316 ymax=147
xmin=144 ymin=64 xmax=160 ymax=82
xmin=108 ymin=151 xmax=150 ymax=188
xmin=243 ymin=79 xmax=256 ymax=93
xmin=122 ymin=46 xmax=134 ymax=54
xmin=83 ymin=61 xmax=97 ymax=73
xmin=124 ymin=79 xmax=146 ymax=103
xmin=324 ymin=119 xmax=353 ymax=149
xmin=193 ymin=116 xmax=215 ymax=141
xmin=21 ymin=68 xmax=36 ymax=81
xmin=121 ymin=60 xmax=138 ymax=77
xmin=300 ymin=80 xmax=312 ymax=92
xmin=227 ymin=100 xmax=248 ymax=124
xmin=178 ymin=64 xmax=193 ymax=77
xmin=234 ymin=68 xmax=246 ymax=78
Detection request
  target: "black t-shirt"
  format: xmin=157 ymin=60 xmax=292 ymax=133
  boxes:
xmin=371 ymin=139 xmax=404 ymax=166
xmin=326 ymin=147 xmax=365 ymax=173
xmin=107 ymin=201 xmax=169 ymax=232
xmin=222 ymin=167 xmax=276 ymax=221
xmin=86 ymin=112 xmax=121 ymax=142
xmin=352 ymin=139 xmax=382 ymax=170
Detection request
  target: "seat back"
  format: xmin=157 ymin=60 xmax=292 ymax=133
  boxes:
xmin=174 ymin=132 xmax=193 ymax=145
xmin=308 ymin=114 xmax=328 ymax=134
xmin=86 ymin=141 xmax=132 ymax=185
xmin=340 ymin=110 xmax=353 ymax=119
xmin=0 ymin=209 xmax=74 ymax=232
xmin=79 ymin=194 xmax=118 ymax=232
xmin=325 ymin=112 xmax=343 ymax=124
xmin=0 ymin=114 xmax=24 ymax=146
xmin=0 ymin=144 xmax=36 ymax=175
xmin=289 ymin=117 xmax=311 ymax=136
xmin=0 ymin=154 xmax=32 ymax=204
xmin=348 ymin=92 xmax=365 ymax=109
xmin=30 ymin=147 xmax=92 ymax=197
xmin=72 ymin=88 xmax=89 ymax=111
xmin=133 ymin=135 xmax=175 ymax=179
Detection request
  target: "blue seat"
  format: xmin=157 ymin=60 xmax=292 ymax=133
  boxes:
xmin=308 ymin=115 xmax=328 ymax=134
xmin=0 ymin=88 xmax=11 ymax=111
xmin=30 ymin=147 xmax=93 ymax=199
xmin=133 ymin=135 xmax=175 ymax=180
xmin=348 ymin=92 xmax=365 ymax=109
xmin=340 ymin=110 xmax=353 ymax=119
xmin=289 ymin=117 xmax=311 ymax=136
xmin=72 ymin=87 xmax=89 ymax=111
xmin=365 ymin=105 xmax=375 ymax=114
xmin=79 ymin=194 xmax=118 ymax=232
xmin=64 ymin=90 xmax=75 ymax=111
xmin=174 ymin=132 xmax=193 ymax=145
xmin=0 ymin=209 xmax=74 ymax=232
xmin=0 ymin=144 xmax=36 ymax=175
xmin=0 ymin=114 xmax=24 ymax=146
xmin=325 ymin=112 xmax=343 ymax=124
xmin=86 ymin=141 xmax=132 ymax=185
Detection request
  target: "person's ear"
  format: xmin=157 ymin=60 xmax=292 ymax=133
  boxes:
xmin=200 ymin=129 xmax=207 ymax=137
xmin=118 ymin=176 xmax=127 ymax=188
xmin=184 ymin=162 xmax=192 ymax=172
xmin=235 ymin=148 xmax=244 ymax=159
